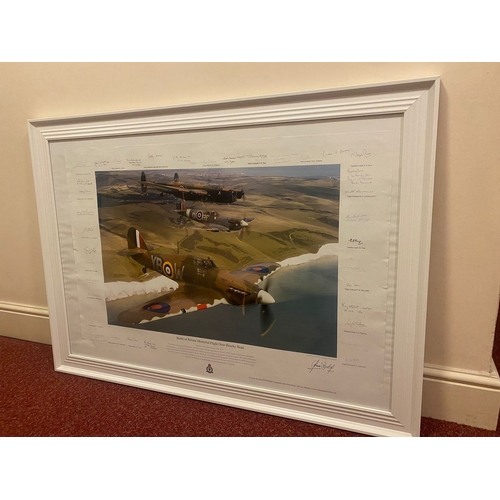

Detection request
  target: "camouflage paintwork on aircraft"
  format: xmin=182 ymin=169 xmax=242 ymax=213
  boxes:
xmin=117 ymin=227 xmax=278 ymax=324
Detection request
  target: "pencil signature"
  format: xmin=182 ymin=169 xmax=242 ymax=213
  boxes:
xmin=308 ymin=359 xmax=335 ymax=374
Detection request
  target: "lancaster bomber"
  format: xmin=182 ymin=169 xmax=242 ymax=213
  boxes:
xmin=117 ymin=227 xmax=279 ymax=325
xmin=141 ymin=171 xmax=245 ymax=204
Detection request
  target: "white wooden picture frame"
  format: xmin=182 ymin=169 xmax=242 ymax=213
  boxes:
xmin=28 ymin=77 xmax=440 ymax=436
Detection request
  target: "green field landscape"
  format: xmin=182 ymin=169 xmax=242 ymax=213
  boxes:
xmin=96 ymin=168 xmax=340 ymax=283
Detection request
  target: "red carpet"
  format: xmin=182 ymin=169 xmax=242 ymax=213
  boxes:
xmin=1 ymin=335 xmax=499 ymax=437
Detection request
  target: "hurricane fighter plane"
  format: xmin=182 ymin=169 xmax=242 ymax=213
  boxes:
xmin=116 ymin=227 xmax=278 ymax=325
xmin=175 ymin=200 xmax=254 ymax=233
xmin=141 ymin=171 xmax=245 ymax=204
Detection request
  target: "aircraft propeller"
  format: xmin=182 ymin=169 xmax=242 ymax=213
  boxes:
xmin=237 ymin=217 xmax=251 ymax=240
xmin=258 ymin=277 xmax=276 ymax=337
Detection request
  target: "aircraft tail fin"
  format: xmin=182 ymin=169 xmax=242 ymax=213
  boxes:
xmin=141 ymin=171 xmax=147 ymax=193
xmin=175 ymin=199 xmax=186 ymax=212
xmin=117 ymin=228 xmax=156 ymax=258
xmin=127 ymin=227 xmax=149 ymax=251
xmin=117 ymin=228 xmax=152 ymax=271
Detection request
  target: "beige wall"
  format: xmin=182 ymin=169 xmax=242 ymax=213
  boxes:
xmin=1 ymin=63 xmax=499 ymax=424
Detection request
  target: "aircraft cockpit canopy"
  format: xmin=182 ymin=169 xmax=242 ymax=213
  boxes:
xmin=196 ymin=257 xmax=217 ymax=269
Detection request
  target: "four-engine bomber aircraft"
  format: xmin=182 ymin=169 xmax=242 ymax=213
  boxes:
xmin=175 ymin=200 xmax=254 ymax=233
xmin=141 ymin=171 xmax=245 ymax=204
xmin=117 ymin=227 xmax=278 ymax=324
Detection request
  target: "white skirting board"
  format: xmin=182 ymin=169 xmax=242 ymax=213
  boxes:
xmin=0 ymin=301 xmax=51 ymax=344
xmin=1 ymin=303 xmax=499 ymax=431
xmin=422 ymin=363 xmax=500 ymax=431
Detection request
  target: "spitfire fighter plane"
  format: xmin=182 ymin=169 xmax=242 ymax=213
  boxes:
xmin=175 ymin=200 xmax=254 ymax=233
xmin=141 ymin=171 xmax=245 ymax=204
xmin=116 ymin=227 xmax=278 ymax=325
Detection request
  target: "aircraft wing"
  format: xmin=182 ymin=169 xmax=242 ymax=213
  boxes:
xmin=141 ymin=181 xmax=175 ymax=193
xmin=117 ymin=284 xmax=226 ymax=324
xmin=230 ymin=262 xmax=281 ymax=284
xmin=143 ymin=182 xmax=208 ymax=197
xmin=206 ymin=224 xmax=231 ymax=232
xmin=178 ymin=187 xmax=208 ymax=196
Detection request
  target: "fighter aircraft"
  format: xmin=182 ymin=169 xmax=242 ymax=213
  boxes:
xmin=175 ymin=200 xmax=254 ymax=233
xmin=140 ymin=171 xmax=245 ymax=204
xmin=116 ymin=227 xmax=279 ymax=325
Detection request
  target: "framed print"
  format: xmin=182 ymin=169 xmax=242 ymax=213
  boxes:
xmin=28 ymin=77 xmax=440 ymax=436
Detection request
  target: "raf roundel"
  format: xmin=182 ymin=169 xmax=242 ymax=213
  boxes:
xmin=196 ymin=211 xmax=203 ymax=220
xmin=143 ymin=302 xmax=171 ymax=314
xmin=246 ymin=265 xmax=270 ymax=274
xmin=162 ymin=261 xmax=174 ymax=278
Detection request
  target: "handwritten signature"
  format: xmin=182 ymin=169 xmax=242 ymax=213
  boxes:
xmin=84 ymin=246 xmax=97 ymax=255
xmin=144 ymin=340 xmax=157 ymax=349
xmin=349 ymin=238 xmax=363 ymax=246
xmin=308 ymin=359 xmax=335 ymax=374
xmin=344 ymin=319 xmax=366 ymax=327
xmin=345 ymin=214 xmax=370 ymax=223
xmin=77 ymin=179 xmax=92 ymax=186
xmin=351 ymin=149 xmax=372 ymax=158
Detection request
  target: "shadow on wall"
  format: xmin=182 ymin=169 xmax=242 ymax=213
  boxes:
xmin=493 ymin=301 xmax=500 ymax=372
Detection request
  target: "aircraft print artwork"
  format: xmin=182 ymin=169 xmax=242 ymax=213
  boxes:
xmin=117 ymin=227 xmax=278 ymax=335
xmin=175 ymin=200 xmax=254 ymax=234
xmin=97 ymin=165 xmax=340 ymax=357
xmin=140 ymin=171 xmax=246 ymax=203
